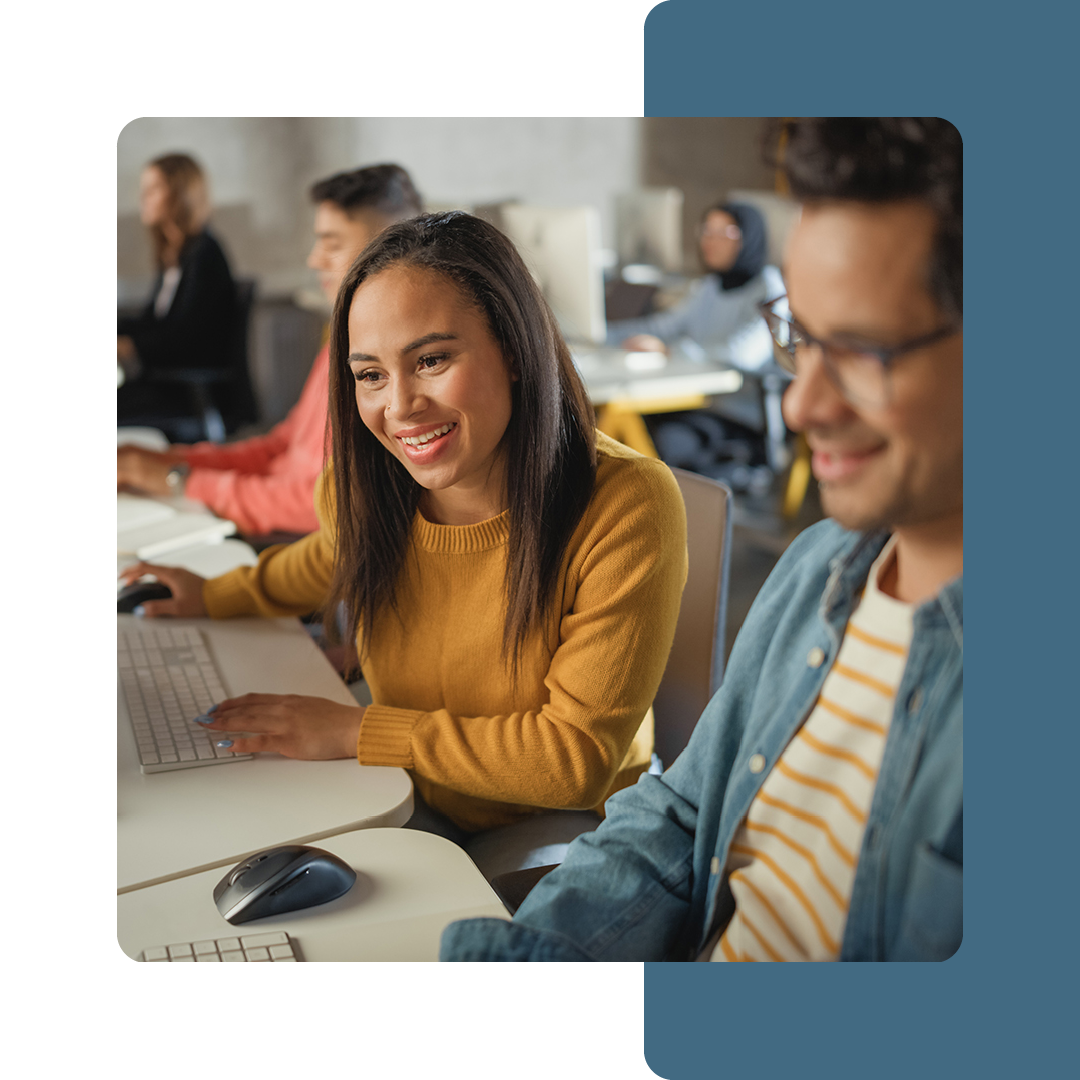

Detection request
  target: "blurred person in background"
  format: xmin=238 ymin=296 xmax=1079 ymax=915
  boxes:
xmin=117 ymin=164 xmax=423 ymax=540
xmin=607 ymin=201 xmax=784 ymax=370
xmin=117 ymin=154 xmax=237 ymax=413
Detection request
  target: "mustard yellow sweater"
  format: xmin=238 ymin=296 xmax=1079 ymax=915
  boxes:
xmin=203 ymin=432 xmax=688 ymax=831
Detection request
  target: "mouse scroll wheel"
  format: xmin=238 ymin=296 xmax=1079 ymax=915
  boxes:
xmin=230 ymin=854 xmax=269 ymax=885
xmin=231 ymin=860 xmax=260 ymax=885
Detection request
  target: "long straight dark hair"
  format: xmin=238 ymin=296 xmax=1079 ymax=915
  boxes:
xmin=325 ymin=211 xmax=597 ymax=671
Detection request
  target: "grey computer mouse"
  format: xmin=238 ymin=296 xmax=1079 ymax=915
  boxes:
xmin=117 ymin=580 xmax=173 ymax=613
xmin=213 ymin=844 xmax=357 ymax=925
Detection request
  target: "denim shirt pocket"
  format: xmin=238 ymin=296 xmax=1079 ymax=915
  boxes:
xmin=890 ymin=841 xmax=963 ymax=961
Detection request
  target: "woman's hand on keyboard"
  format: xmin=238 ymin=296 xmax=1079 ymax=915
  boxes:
xmin=195 ymin=694 xmax=363 ymax=760
xmin=119 ymin=562 xmax=208 ymax=617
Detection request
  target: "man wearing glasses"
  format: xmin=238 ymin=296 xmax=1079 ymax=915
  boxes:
xmin=441 ymin=117 xmax=963 ymax=962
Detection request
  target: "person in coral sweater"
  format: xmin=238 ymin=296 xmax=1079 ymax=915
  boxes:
xmin=117 ymin=164 xmax=423 ymax=538
xmin=122 ymin=212 xmax=689 ymax=877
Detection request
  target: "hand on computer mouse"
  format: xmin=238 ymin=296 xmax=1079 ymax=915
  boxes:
xmin=118 ymin=562 xmax=208 ymax=617
xmin=196 ymin=693 xmax=363 ymax=760
xmin=117 ymin=580 xmax=173 ymax=613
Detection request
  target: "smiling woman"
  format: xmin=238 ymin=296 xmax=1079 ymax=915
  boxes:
xmin=125 ymin=213 xmax=689 ymax=877
xmin=345 ymin=265 xmax=517 ymax=527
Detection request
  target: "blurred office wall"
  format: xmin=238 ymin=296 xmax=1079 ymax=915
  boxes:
xmin=117 ymin=117 xmax=777 ymax=425
xmin=117 ymin=117 xmax=643 ymax=298
xmin=642 ymin=117 xmax=776 ymax=266
xmin=118 ymin=117 xmax=776 ymax=292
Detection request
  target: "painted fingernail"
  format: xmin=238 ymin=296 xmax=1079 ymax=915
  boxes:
xmin=207 ymin=704 xmax=219 ymax=713
xmin=216 ymin=739 xmax=233 ymax=748
xmin=133 ymin=605 xmax=145 ymax=617
xmin=194 ymin=714 xmax=213 ymax=725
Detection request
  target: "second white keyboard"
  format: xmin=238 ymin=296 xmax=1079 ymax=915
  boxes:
xmin=140 ymin=931 xmax=300 ymax=961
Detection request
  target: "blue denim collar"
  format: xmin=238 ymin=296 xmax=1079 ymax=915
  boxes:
xmin=821 ymin=528 xmax=964 ymax=650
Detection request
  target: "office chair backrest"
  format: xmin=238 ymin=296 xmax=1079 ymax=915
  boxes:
xmin=488 ymin=469 xmax=732 ymax=913
xmin=220 ymin=278 xmax=259 ymax=430
xmin=652 ymin=467 xmax=732 ymax=769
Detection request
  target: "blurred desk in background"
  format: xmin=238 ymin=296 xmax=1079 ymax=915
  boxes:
xmin=572 ymin=344 xmax=743 ymax=457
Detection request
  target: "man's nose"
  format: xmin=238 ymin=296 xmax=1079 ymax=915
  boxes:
xmin=782 ymin=348 xmax=853 ymax=433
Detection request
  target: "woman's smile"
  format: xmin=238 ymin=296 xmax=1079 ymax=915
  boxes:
xmin=396 ymin=421 xmax=459 ymax=459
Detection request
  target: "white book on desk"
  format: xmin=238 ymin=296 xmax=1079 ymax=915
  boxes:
xmin=118 ymin=512 xmax=236 ymax=560
xmin=118 ymin=493 xmax=177 ymax=533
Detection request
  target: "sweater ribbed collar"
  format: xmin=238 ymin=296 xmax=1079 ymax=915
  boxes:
xmin=411 ymin=508 xmax=510 ymax=553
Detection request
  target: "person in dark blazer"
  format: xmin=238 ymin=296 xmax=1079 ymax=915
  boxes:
xmin=118 ymin=153 xmax=237 ymax=422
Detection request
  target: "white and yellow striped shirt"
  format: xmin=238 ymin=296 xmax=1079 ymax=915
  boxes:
xmin=712 ymin=537 xmax=913 ymax=962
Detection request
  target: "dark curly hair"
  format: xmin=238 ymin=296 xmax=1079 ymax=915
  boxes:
xmin=769 ymin=118 xmax=962 ymax=319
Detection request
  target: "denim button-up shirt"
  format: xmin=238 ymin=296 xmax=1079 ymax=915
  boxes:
xmin=441 ymin=519 xmax=963 ymax=962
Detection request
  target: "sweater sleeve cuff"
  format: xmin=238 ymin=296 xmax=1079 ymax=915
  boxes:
xmin=202 ymin=568 xmax=262 ymax=619
xmin=183 ymin=467 xmax=217 ymax=508
xmin=357 ymin=705 xmax=423 ymax=768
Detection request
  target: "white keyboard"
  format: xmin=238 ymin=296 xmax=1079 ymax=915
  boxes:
xmin=140 ymin=931 xmax=301 ymax=962
xmin=118 ymin=624 xmax=253 ymax=773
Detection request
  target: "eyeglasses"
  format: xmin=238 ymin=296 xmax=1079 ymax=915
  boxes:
xmin=698 ymin=224 xmax=742 ymax=241
xmin=758 ymin=295 xmax=960 ymax=408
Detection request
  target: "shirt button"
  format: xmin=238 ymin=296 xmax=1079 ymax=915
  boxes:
xmin=807 ymin=646 xmax=826 ymax=668
xmin=710 ymin=856 xmax=721 ymax=875
xmin=748 ymin=753 xmax=766 ymax=774
xmin=908 ymin=687 xmax=924 ymax=713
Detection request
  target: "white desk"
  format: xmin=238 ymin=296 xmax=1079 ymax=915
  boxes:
xmin=118 ymin=614 xmax=413 ymax=892
xmin=118 ymin=829 xmax=507 ymax=961
xmin=571 ymin=344 xmax=744 ymax=405
xmin=570 ymin=344 xmax=745 ymax=458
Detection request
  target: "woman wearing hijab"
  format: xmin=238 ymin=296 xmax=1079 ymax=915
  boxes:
xmin=607 ymin=202 xmax=784 ymax=370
